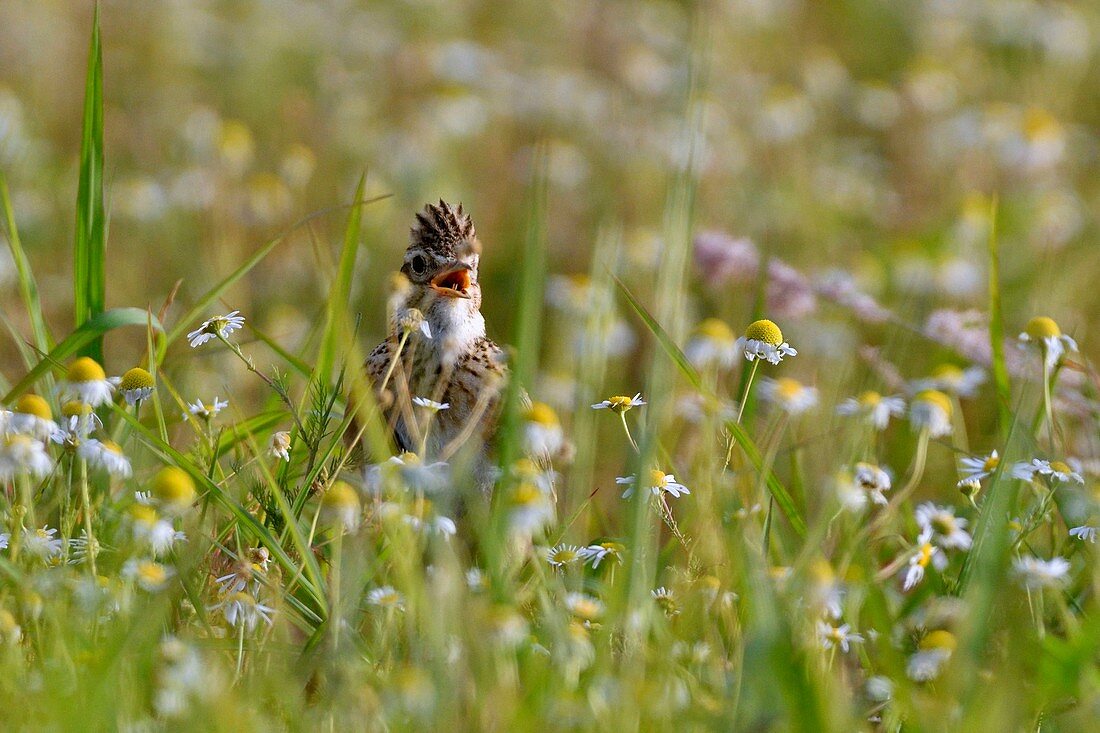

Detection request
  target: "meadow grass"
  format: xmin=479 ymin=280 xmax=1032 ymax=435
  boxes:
xmin=1 ymin=3 xmax=1099 ymax=731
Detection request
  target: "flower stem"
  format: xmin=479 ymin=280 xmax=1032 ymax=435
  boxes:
xmin=379 ymin=330 xmax=412 ymax=395
xmin=726 ymin=359 xmax=761 ymax=467
xmin=78 ymin=459 xmax=97 ymax=577
xmin=619 ymin=412 xmax=640 ymax=454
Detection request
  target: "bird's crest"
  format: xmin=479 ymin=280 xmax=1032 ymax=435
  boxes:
xmin=410 ymin=200 xmax=477 ymax=254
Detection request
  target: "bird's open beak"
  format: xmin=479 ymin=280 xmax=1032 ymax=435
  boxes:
xmin=430 ymin=263 xmax=473 ymax=299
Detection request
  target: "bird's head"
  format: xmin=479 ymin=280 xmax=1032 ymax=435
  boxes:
xmin=402 ymin=200 xmax=483 ymax=309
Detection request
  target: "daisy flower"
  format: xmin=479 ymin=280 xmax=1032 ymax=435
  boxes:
xmin=7 ymin=394 xmax=58 ymax=440
xmin=958 ymin=450 xmax=1000 ymax=485
xmin=268 ymin=431 xmax=291 ymax=461
xmin=1012 ymin=459 xmax=1084 ymax=484
xmin=651 ymin=587 xmax=679 ymax=616
xmin=901 ymin=539 xmax=948 ymax=591
xmin=685 ymin=318 xmax=739 ymax=370
xmin=505 ymin=480 xmax=555 ymax=537
xmin=836 ymin=391 xmax=905 ymax=430
xmin=578 ymin=542 xmax=625 ymax=569
xmin=130 ymin=505 xmax=185 ymax=556
xmin=758 ymin=377 xmax=818 ymax=415
xmin=395 ymin=307 xmax=432 ymax=339
xmin=564 ymin=593 xmax=604 ymax=622
xmin=909 ymin=390 xmax=953 ymax=438
xmin=59 ymin=357 xmax=115 ymax=407
xmin=78 ymin=439 xmax=132 ymax=479
xmin=906 ymin=630 xmax=955 ymax=681
xmin=184 ymin=397 xmax=228 ymax=421
xmin=591 ymin=393 xmax=646 ymax=413
xmin=124 ymin=558 xmax=175 ymax=592
xmin=915 ymin=503 xmax=972 ymax=550
xmin=412 ymin=397 xmax=450 ymax=412
xmin=545 ymin=544 xmax=581 ymax=568
xmin=320 ymin=480 xmax=361 ymax=532
xmin=523 ymin=402 xmax=564 ymax=456
xmin=913 ymin=364 xmax=986 ymax=398
xmin=817 ymin=621 xmax=864 ymax=653
xmin=1013 ymin=555 xmax=1071 ymax=589
xmin=187 ymin=310 xmax=246 ymax=348
xmin=0 ymin=534 xmax=8 ymax=551
xmin=1069 ymin=525 xmax=1097 ymax=543
xmin=212 ymin=591 xmax=275 ymax=630
xmin=117 ymin=367 xmax=155 ymax=405
xmin=366 ymin=586 xmax=405 ymax=610
xmin=365 ymin=452 xmax=450 ymax=495
xmin=22 ymin=525 xmax=63 ymax=560
xmin=1018 ymin=316 xmax=1078 ymax=370
xmin=151 ymin=467 xmax=198 ymax=513
xmin=734 ymin=319 xmax=797 ymax=364
xmin=854 ymin=462 xmax=891 ymax=506
xmin=618 ymin=470 xmax=690 ymax=499
xmin=0 ymin=434 xmax=54 ymax=481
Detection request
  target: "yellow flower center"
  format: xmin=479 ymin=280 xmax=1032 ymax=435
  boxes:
xmin=920 ymin=630 xmax=957 ymax=652
xmin=744 ymin=319 xmax=783 ymax=346
xmin=129 ymin=504 xmax=158 ymax=525
xmin=524 ymin=402 xmax=559 ymax=427
xmin=62 ymin=401 xmax=93 ymax=418
xmin=66 ymin=357 xmax=107 ymax=383
xmin=1050 ymin=461 xmax=1073 ymax=474
xmin=648 ymin=470 xmax=669 ymax=488
xmin=857 ymin=391 xmax=882 ymax=407
xmin=550 ymin=548 xmax=578 ymax=563
xmin=694 ymin=318 xmax=735 ymax=343
xmin=101 ymin=440 xmax=124 ymax=455
xmin=775 ymin=378 xmax=804 ymax=401
xmin=3 ymin=435 xmax=33 ymax=450
xmin=510 ymin=482 xmax=542 ymax=506
xmin=397 ymin=451 xmax=421 ymax=466
xmin=607 ymin=395 xmax=635 ymax=411
xmin=809 ymin=558 xmax=835 ymax=584
xmin=511 ymin=458 xmax=539 ymax=480
xmin=152 ymin=467 xmax=197 ymax=506
xmin=915 ymin=390 xmax=952 ymax=418
xmin=931 ymin=364 xmax=963 ymax=382
xmin=13 ymin=394 xmax=51 ymax=420
xmin=322 ymin=481 xmax=360 ymax=510
xmin=137 ymin=562 xmax=167 ymax=587
xmin=119 ymin=367 xmax=155 ymax=392
xmin=1025 ymin=316 xmax=1061 ymax=340
xmin=983 ymin=454 xmax=1000 ymax=471
xmin=917 ymin=543 xmax=935 ymax=567
xmin=1023 ymin=108 xmax=1059 ymax=140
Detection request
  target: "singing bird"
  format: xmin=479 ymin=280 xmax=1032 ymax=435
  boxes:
xmin=365 ymin=200 xmax=507 ymax=484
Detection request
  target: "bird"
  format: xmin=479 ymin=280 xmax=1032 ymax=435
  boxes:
xmin=365 ymin=200 xmax=507 ymax=489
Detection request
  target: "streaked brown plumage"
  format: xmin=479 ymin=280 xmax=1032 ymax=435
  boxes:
xmin=365 ymin=201 xmax=506 ymax=486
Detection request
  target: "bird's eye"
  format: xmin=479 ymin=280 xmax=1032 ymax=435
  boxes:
xmin=409 ymin=255 xmax=427 ymax=276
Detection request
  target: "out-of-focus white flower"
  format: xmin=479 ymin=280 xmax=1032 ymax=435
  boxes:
xmin=1069 ymin=525 xmax=1097 ymax=543
xmin=211 ymin=591 xmax=275 ymax=630
xmin=578 ymin=542 xmax=625 ymax=569
xmin=320 ymin=481 xmax=361 ymax=532
xmin=22 ymin=525 xmax=63 ymax=560
xmin=901 ymin=540 xmax=948 ymax=591
xmin=564 ymin=592 xmax=604 ymax=623
xmin=124 ymin=558 xmax=175 ymax=592
xmin=685 ymin=318 xmax=739 ymax=370
xmin=365 ymin=452 xmax=450 ymax=495
xmin=6 ymin=394 xmax=58 ymax=440
xmin=909 ymin=390 xmax=953 ymax=438
xmin=0 ymin=434 xmax=54 ymax=481
xmin=915 ymin=503 xmax=972 ymax=551
xmin=79 ymin=439 xmax=132 ymax=479
xmin=187 ymin=311 xmax=245 ymax=348
xmin=1012 ymin=459 xmax=1084 ymax=484
xmin=412 ymin=397 xmax=449 ymax=412
xmin=1013 ymin=556 xmax=1071 ymax=589
xmin=817 ymin=621 xmax=864 ymax=653
xmin=912 ymin=364 xmax=986 ymax=398
xmin=758 ymin=377 xmax=818 ymax=415
xmin=836 ymin=391 xmax=905 ymax=430
xmin=366 ymin=586 xmax=405 ymax=611
xmin=523 ymin=402 xmax=564 ymax=456
xmin=906 ymin=630 xmax=956 ymax=681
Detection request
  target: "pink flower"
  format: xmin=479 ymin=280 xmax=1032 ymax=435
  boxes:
xmin=693 ymin=231 xmax=760 ymax=287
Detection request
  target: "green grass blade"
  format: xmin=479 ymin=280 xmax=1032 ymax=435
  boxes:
xmin=160 ymin=194 xmax=391 ymax=358
xmin=614 ymin=274 xmax=807 ymax=537
xmin=73 ymin=4 xmax=106 ymax=361
xmin=315 ymin=174 xmax=366 ymax=384
xmin=2 ymin=307 xmax=162 ymax=403
xmin=986 ymin=196 xmax=1012 ymax=439
xmin=0 ymin=171 xmax=53 ymax=354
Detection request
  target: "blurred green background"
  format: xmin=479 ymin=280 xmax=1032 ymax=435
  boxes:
xmin=1 ymin=0 xmax=1097 ymax=408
